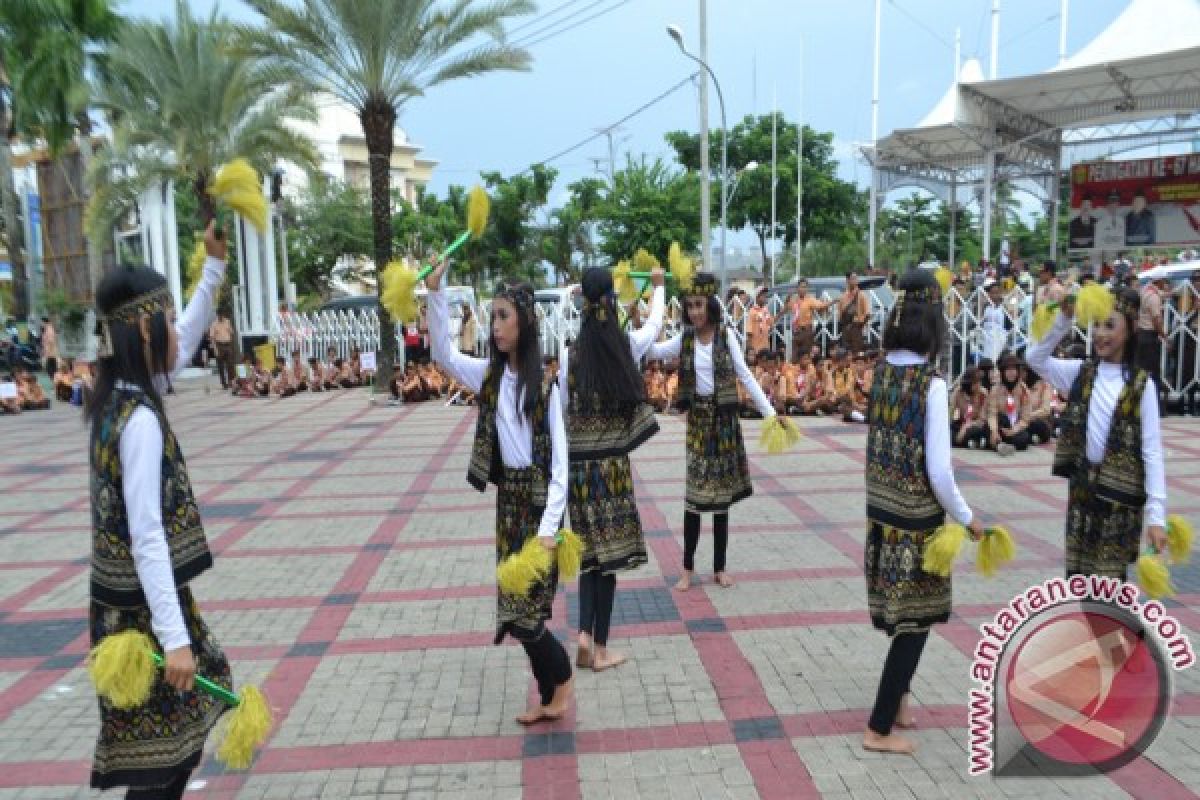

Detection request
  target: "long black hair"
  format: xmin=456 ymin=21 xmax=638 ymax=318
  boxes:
xmin=489 ymin=278 xmax=543 ymax=420
xmin=85 ymin=265 xmax=173 ymax=426
xmin=572 ymin=268 xmax=645 ymax=412
xmin=881 ymin=269 xmax=945 ymax=360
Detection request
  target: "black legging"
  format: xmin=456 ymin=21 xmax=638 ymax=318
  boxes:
xmin=578 ymin=571 xmax=617 ymax=646
xmin=521 ymin=629 xmax=572 ymax=706
xmin=125 ymin=770 xmax=191 ymax=800
xmin=682 ymin=510 xmax=729 ymax=573
xmin=868 ymin=631 xmax=929 ymax=736
xmin=1027 ymin=417 xmax=1054 ymax=443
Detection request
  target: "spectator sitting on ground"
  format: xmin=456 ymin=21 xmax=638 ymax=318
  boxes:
xmin=321 ymin=351 xmax=340 ymax=389
xmin=800 ymin=355 xmax=838 ymax=416
xmin=783 ymin=351 xmax=816 ymax=415
xmin=950 ymin=367 xmax=989 ymax=449
xmin=1 ymin=372 xmax=21 ymax=414
xmin=252 ymin=358 xmax=271 ymax=396
xmin=271 ymin=363 xmax=295 ymax=398
xmin=401 ymin=363 xmax=427 ymax=402
xmin=987 ymin=352 xmax=1032 ymax=456
xmin=644 ymin=360 xmax=667 ymax=412
xmin=20 ymin=370 xmax=50 ymax=410
xmin=387 ymin=364 xmax=404 ymax=407
xmin=71 ymin=360 xmax=94 ymax=406
xmin=338 ymin=357 xmax=360 ymax=388
xmin=53 ymin=359 xmax=74 ymax=403
xmin=418 ymin=360 xmax=445 ymax=397
xmin=289 ymin=350 xmax=309 ymax=391
xmin=231 ymin=355 xmax=255 ymax=397
xmin=1024 ymin=366 xmax=1059 ymax=443
xmin=351 ymin=346 xmax=375 ymax=385
xmin=307 ymin=357 xmax=324 ymax=392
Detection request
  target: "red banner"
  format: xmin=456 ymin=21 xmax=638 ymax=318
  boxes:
xmin=1068 ymin=155 xmax=1200 ymax=253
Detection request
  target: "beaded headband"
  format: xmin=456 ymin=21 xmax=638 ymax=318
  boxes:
xmin=688 ymin=272 xmax=718 ymax=297
xmin=494 ymin=281 xmax=535 ymax=320
xmin=1114 ymin=290 xmax=1139 ymax=319
xmin=583 ymin=294 xmax=616 ymax=322
xmin=95 ymin=285 xmax=173 ymax=358
xmin=888 ymin=284 xmax=942 ymax=330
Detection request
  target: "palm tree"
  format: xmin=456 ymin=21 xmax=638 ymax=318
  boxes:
xmin=88 ymin=0 xmax=317 ymax=254
xmin=240 ymin=0 xmax=534 ymax=384
xmin=0 ymin=0 xmax=123 ymax=296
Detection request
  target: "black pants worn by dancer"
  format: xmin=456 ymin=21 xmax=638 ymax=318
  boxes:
xmin=680 ymin=510 xmax=730 ymax=579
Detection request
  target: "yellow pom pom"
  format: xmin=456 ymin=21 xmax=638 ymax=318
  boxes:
xmin=216 ymin=685 xmax=273 ymax=770
xmin=934 ymin=267 xmax=954 ymax=296
xmin=668 ymin=242 xmax=696 ymax=293
xmin=1136 ymin=553 xmax=1174 ymax=599
xmin=466 ymin=185 xmax=490 ymax=239
xmin=556 ymin=529 xmax=585 ymax=581
xmin=977 ymin=526 xmax=1016 ymax=578
xmin=1168 ymin=515 xmax=1193 ymax=565
xmin=632 ymin=248 xmax=659 ymax=271
xmin=1075 ymin=283 xmax=1115 ymax=328
xmin=184 ymin=240 xmax=207 ymax=300
xmin=613 ymin=260 xmax=637 ymax=304
xmin=88 ymin=630 xmax=157 ymax=709
xmin=1030 ymin=303 xmax=1057 ymax=342
xmin=210 ymin=159 xmax=268 ymax=231
xmin=381 ymin=260 xmax=420 ymax=323
xmin=497 ymin=536 xmax=553 ymax=596
xmin=922 ymin=523 xmax=967 ymax=577
xmin=758 ymin=415 xmax=801 ymax=454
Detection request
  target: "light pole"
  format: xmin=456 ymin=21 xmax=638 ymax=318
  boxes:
xmin=667 ymin=23 xmax=729 ymax=294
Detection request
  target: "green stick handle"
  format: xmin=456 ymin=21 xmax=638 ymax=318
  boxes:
xmin=415 ymin=230 xmax=472 ymax=283
xmin=150 ymin=651 xmax=240 ymax=707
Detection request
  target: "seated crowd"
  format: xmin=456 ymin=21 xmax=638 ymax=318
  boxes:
xmin=230 ymin=346 xmax=473 ymax=407
xmin=2 ymin=360 xmax=94 ymax=414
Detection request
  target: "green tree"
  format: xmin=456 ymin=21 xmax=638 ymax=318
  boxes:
xmin=0 ymin=0 xmax=123 ymax=298
xmin=284 ymin=178 xmax=373 ymax=299
xmin=665 ymin=114 xmax=864 ymax=280
xmin=595 ymin=156 xmax=700 ymax=267
xmin=240 ymin=0 xmax=534 ymax=385
xmin=474 ymin=164 xmax=556 ymax=287
xmin=540 ymin=176 xmax=605 ymax=284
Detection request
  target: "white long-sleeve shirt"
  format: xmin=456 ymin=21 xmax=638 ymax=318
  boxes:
xmin=118 ymin=256 xmax=225 ymax=652
xmin=645 ymin=327 xmax=776 ymax=418
xmin=557 ymin=286 xmax=665 ymax=407
xmin=887 ymin=350 xmax=975 ymax=526
xmin=428 ymin=289 xmax=568 ymax=538
xmin=1025 ymin=312 xmax=1167 ymax=527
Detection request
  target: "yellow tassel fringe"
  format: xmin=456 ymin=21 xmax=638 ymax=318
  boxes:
xmin=216 ymin=685 xmax=273 ymax=770
xmin=759 ymin=415 xmax=801 ymax=454
xmin=613 ymin=260 xmax=636 ymax=304
xmin=1030 ymin=303 xmax=1057 ymax=342
xmin=466 ymin=185 xmax=490 ymax=239
xmin=210 ymin=159 xmax=267 ymax=231
xmin=497 ymin=536 xmax=553 ymax=596
xmin=381 ymin=260 xmax=420 ymax=323
xmin=88 ymin=630 xmax=157 ymax=710
xmin=668 ymin=242 xmax=696 ymax=293
xmin=977 ymin=526 xmax=1016 ymax=578
xmin=1168 ymin=515 xmax=1193 ymax=565
xmin=922 ymin=523 xmax=967 ymax=578
xmin=1075 ymin=283 xmax=1115 ymax=328
xmin=556 ymin=529 xmax=584 ymax=581
xmin=1137 ymin=553 xmax=1174 ymax=599
xmin=934 ymin=267 xmax=954 ymax=296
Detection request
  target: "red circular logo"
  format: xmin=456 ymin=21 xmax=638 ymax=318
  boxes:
xmin=1005 ymin=610 xmax=1163 ymax=766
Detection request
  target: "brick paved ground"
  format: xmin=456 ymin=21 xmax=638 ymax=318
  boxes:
xmin=2 ymin=381 xmax=1200 ymax=799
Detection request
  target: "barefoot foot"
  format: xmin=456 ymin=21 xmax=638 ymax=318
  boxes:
xmin=592 ymin=649 xmax=628 ymax=672
xmin=896 ymin=692 xmax=915 ymax=728
xmin=543 ymin=676 xmax=573 ymax=718
xmin=862 ymin=729 xmax=916 ymax=754
xmin=714 ymin=571 xmax=735 ymax=588
xmin=674 ymin=571 xmax=694 ymax=591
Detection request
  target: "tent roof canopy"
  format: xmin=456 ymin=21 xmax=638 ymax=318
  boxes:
xmin=872 ymin=0 xmax=1200 ymax=187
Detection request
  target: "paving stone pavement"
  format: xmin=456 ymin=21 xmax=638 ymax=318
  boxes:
xmin=2 ymin=382 xmax=1200 ymax=799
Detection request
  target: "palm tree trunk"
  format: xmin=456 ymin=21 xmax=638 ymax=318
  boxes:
xmin=361 ymin=98 xmax=397 ymax=388
xmin=0 ymin=129 xmax=28 ymax=318
xmin=75 ymin=115 xmax=104 ymax=298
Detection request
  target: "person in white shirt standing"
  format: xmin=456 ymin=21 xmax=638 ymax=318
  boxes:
xmin=1026 ymin=287 xmax=1170 ymax=579
xmin=862 ymin=268 xmax=988 ymax=756
xmin=646 ymin=272 xmax=778 ymax=591
xmin=85 ymin=222 xmax=232 ymax=798
xmin=1094 ymin=188 xmax=1127 ymax=254
xmin=424 ymin=257 xmax=574 ymax=726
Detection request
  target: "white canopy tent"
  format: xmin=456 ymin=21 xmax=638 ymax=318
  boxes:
xmin=867 ymin=0 xmax=1200 ymax=266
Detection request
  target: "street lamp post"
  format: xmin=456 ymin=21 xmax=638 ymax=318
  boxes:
xmin=667 ymin=23 xmax=730 ymax=295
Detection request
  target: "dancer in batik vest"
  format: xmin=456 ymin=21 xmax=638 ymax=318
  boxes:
xmin=1026 ymin=288 xmax=1169 ymax=577
xmin=424 ymin=258 xmax=574 ymax=725
xmin=87 ymin=222 xmax=232 ymax=798
xmin=646 ymin=272 xmax=776 ymax=590
xmin=559 ymin=266 xmax=665 ymax=672
xmin=864 ymin=269 xmax=987 ymax=755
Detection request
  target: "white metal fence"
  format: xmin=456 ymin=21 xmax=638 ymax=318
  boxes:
xmin=273 ymin=283 xmax=1200 ymax=398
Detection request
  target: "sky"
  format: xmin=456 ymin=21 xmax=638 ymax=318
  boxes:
xmin=119 ymin=0 xmax=1133 ymax=217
